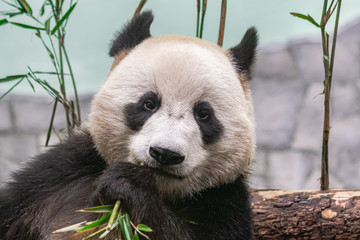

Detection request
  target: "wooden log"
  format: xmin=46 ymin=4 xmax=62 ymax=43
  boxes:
xmin=251 ymin=189 xmax=360 ymax=239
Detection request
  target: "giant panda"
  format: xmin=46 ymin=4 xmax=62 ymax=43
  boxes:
xmin=0 ymin=11 xmax=257 ymax=240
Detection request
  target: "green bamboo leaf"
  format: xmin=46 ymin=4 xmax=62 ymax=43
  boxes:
xmin=0 ymin=78 xmax=23 ymax=101
xmin=83 ymin=226 xmax=107 ymax=240
xmin=25 ymin=76 xmax=35 ymax=92
xmin=17 ymin=0 xmax=32 ymax=15
xmin=0 ymin=18 xmax=9 ymax=26
xmin=9 ymin=21 xmax=45 ymax=30
xmin=45 ymin=17 xmax=51 ymax=35
xmin=290 ymin=12 xmax=320 ymax=28
xmin=51 ymin=2 xmax=77 ymax=35
xmin=0 ymin=74 xmax=26 ymax=82
xmin=185 ymin=220 xmax=198 ymax=225
xmin=45 ymin=98 xmax=58 ymax=147
xmin=32 ymin=71 xmax=63 ymax=75
xmin=78 ymin=205 xmax=114 ymax=213
xmin=132 ymin=233 xmax=140 ymax=240
xmin=78 ymin=213 xmax=111 ymax=232
xmin=124 ymin=214 xmax=134 ymax=239
xmin=136 ymin=224 xmax=153 ymax=232
xmin=118 ymin=215 xmax=127 ymax=240
xmin=2 ymin=0 xmax=22 ymax=11
xmin=0 ymin=11 xmax=24 ymax=18
xmin=40 ymin=1 xmax=50 ymax=16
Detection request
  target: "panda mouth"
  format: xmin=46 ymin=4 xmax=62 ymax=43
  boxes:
xmin=148 ymin=166 xmax=184 ymax=179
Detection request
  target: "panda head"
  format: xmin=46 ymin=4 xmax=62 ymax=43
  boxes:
xmin=86 ymin=11 xmax=258 ymax=199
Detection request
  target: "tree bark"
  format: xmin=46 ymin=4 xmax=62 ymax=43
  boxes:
xmin=251 ymin=189 xmax=360 ymax=239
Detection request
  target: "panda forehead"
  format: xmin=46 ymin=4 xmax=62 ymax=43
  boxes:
xmin=106 ymin=35 xmax=244 ymax=104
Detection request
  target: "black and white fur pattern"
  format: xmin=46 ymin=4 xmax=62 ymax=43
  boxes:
xmin=0 ymin=11 xmax=258 ymax=240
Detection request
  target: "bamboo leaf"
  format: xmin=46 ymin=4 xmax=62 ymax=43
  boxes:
xmin=2 ymin=0 xmax=23 ymax=11
xmin=40 ymin=1 xmax=50 ymax=16
xmin=0 ymin=78 xmax=23 ymax=101
xmin=78 ymin=205 xmax=114 ymax=213
xmin=45 ymin=17 xmax=51 ymax=35
xmin=45 ymin=98 xmax=58 ymax=147
xmin=1 ymin=11 xmax=24 ymax=18
xmin=17 ymin=0 xmax=32 ymax=15
xmin=78 ymin=213 xmax=111 ymax=232
xmin=51 ymin=2 xmax=77 ymax=35
xmin=83 ymin=226 xmax=107 ymax=240
xmin=290 ymin=12 xmax=321 ymax=28
xmin=118 ymin=215 xmax=128 ymax=240
xmin=99 ymin=229 xmax=111 ymax=239
xmin=132 ymin=233 xmax=140 ymax=240
xmin=123 ymin=214 xmax=134 ymax=239
xmin=136 ymin=224 xmax=153 ymax=232
xmin=0 ymin=18 xmax=9 ymax=26
xmin=0 ymin=74 xmax=26 ymax=82
xmin=9 ymin=21 xmax=45 ymax=30
xmin=53 ymin=221 xmax=87 ymax=233
xmin=69 ymin=225 xmax=105 ymax=240
xmin=25 ymin=76 xmax=35 ymax=92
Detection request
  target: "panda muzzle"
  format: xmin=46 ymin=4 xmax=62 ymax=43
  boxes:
xmin=149 ymin=146 xmax=185 ymax=165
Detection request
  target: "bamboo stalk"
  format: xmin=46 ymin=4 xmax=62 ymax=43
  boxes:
xmin=63 ymin=45 xmax=81 ymax=126
xmin=329 ymin=0 xmax=342 ymax=89
xmin=196 ymin=0 xmax=200 ymax=37
xmin=217 ymin=0 xmax=227 ymax=46
xmin=199 ymin=0 xmax=207 ymax=39
xmin=319 ymin=0 xmax=341 ymax=190
xmin=320 ymin=0 xmax=330 ymax=191
xmin=133 ymin=0 xmax=147 ymax=18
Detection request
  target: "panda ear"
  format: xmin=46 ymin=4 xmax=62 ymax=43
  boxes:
xmin=109 ymin=11 xmax=154 ymax=57
xmin=228 ymin=27 xmax=258 ymax=74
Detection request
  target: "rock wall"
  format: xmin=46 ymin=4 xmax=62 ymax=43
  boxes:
xmin=1 ymin=18 xmax=360 ymax=189
xmin=251 ymin=18 xmax=360 ymax=190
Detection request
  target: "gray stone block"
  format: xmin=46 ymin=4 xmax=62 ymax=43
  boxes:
xmin=11 ymin=95 xmax=70 ymax=133
xmin=331 ymin=41 xmax=360 ymax=83
xmin=252 ymin=150 xmax=267 ymax=177
xmin=292 ymin=83 xmax=324 ymax=151
xmin=0 ymin=100 xmax=12 ymax=132
xmin=268 ymin=150 xmax=315 ymax=189
xmin=254 ymin=45 xmax=297 ymax=80
xmin=249 ymin=175 xmax=268 ymax=189
xmin=332 ymin=83 xmax=360 ymax=121
xmin=289 ymin=40 xmax=324 ymax=84
xmin=79 ymin=93 xmax=94 ymax=122
xmin=303 ymin=168 xmax=344 ymax=190
xmin=328 ymin=116 xmax=360 ymax=188
xmin=0 ymin=134 xmax=38 ymax=184
xmin=252 ymin=77 xmax=305 ymax=149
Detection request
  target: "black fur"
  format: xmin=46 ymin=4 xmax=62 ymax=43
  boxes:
xmin=0 ymin=132 xmax=253 ymax=239
xmin=124 ymin=91 xmax=161 ymax=131
xmin=109 ymin=11 xmax=153 ymax=57
xmin=229 ymin=27 xmax=258 ymax=74
xmin=193 ymin=101 xmax=224 ymax=144
xmin=0 ymin=132 xmax=106 ymax=239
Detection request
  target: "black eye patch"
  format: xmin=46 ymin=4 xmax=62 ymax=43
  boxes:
xmin=193 ymin=101 xmax=224 ymax=144
xmin=124 ymin=91 xmax=160 ymax=131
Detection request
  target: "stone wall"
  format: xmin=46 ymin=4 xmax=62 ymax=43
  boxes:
xmin=1 ymin=18 xmax=360 ymax=190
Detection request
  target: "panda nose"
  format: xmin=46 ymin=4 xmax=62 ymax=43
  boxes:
xmin=149 ymin=147 xmax=185 ymax=165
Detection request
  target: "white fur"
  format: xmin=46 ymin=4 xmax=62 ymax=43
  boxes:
xmin=86 ymin=35 xmax=255 ymax=199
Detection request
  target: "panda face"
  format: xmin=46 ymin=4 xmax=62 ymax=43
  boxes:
xmin=87 ymin=35 xmax=255 ymax=198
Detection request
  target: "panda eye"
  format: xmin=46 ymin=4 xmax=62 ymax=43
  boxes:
xmin=196 ymin=109 xmax=211 ymax=121
xmin=144 ymin=99 xmax=157 ymax=111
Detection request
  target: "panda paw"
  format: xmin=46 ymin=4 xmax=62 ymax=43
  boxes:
xmin=92 ymin=162 xmax=159 ymax=220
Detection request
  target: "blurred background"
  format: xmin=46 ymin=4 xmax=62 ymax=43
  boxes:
xmin=1 ymin=0 xmax=360 ymax=189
